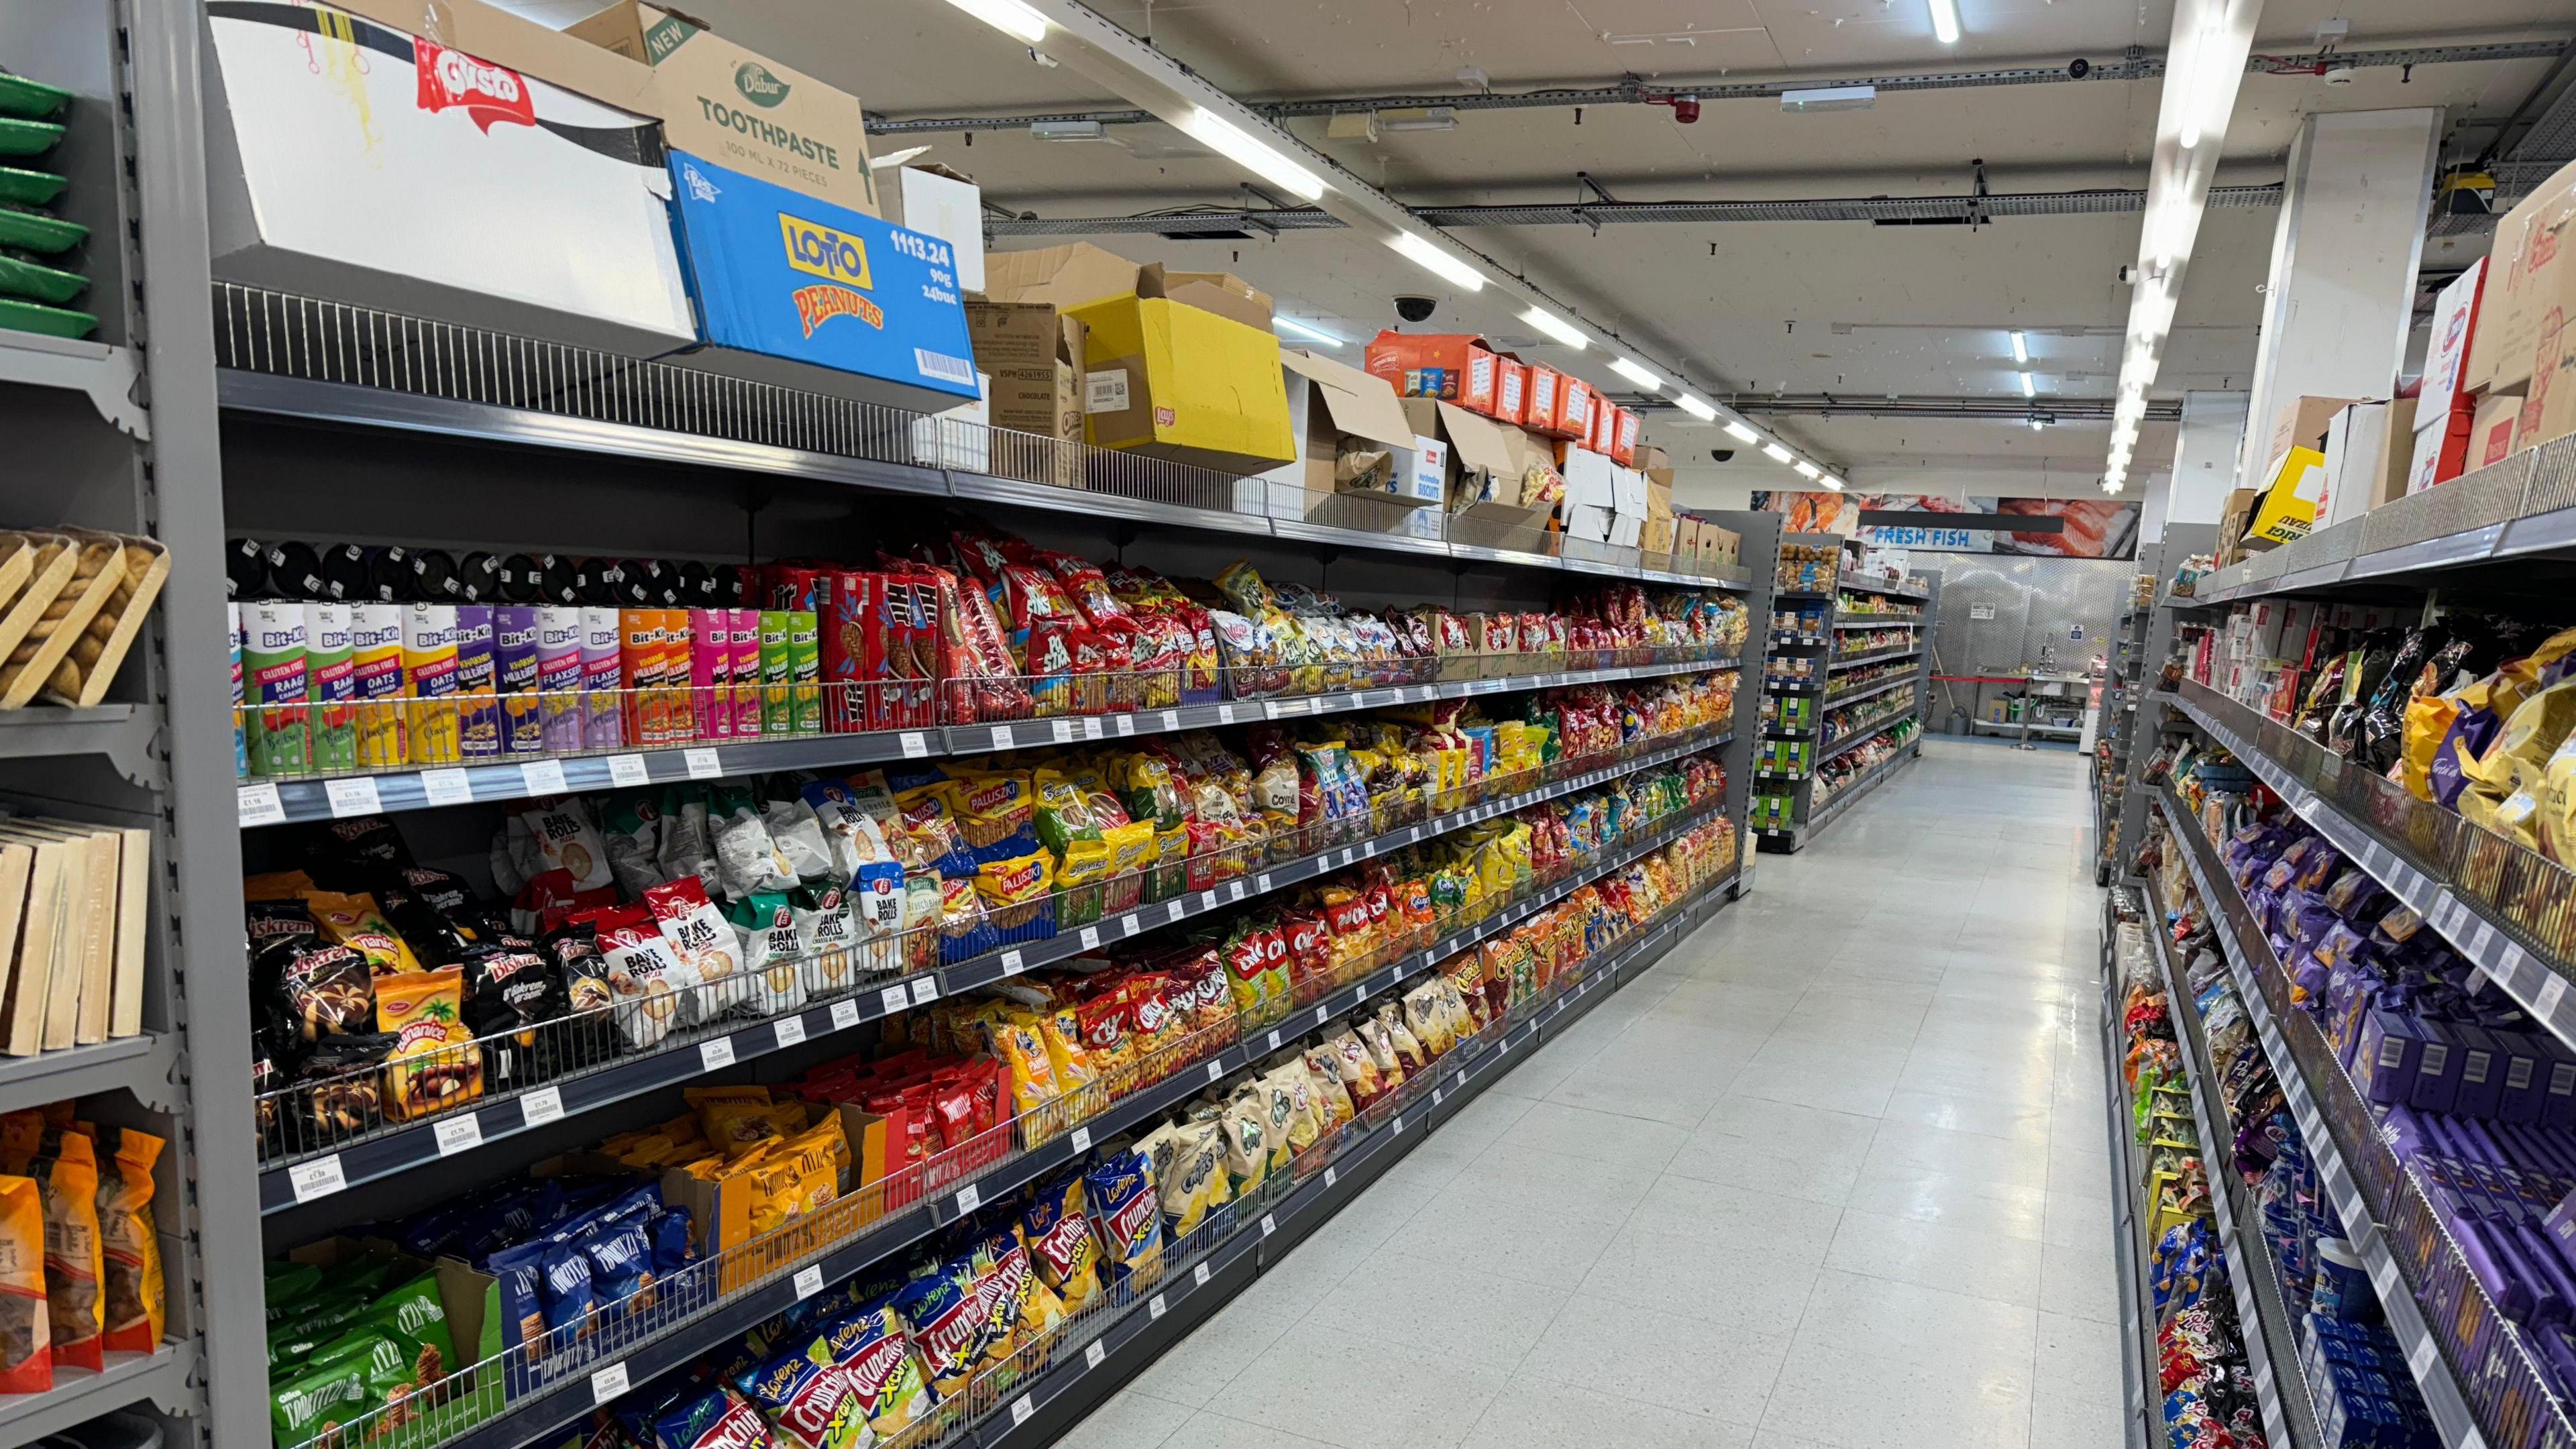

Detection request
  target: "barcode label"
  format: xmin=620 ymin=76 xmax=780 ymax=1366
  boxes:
xmin=881 ymin=985 xmax=912 ymax=1014
xmin=520 ymin=759 xmax=568 ymax=795
xmin=434 ymin=1115 xmax=483 ymax=1157
xmin=289 ymin=1155 xmax=346 ymax=1203
xmin=916 ymin=349 xmax=976 ymax=384
xmin=700 ymin=1037 xmax=735 ymax=1071
xmin=773 ymin=1016 xmax=806 ymax=1049
xmin=955 ymin=1184 xmax=981 ymax=1215
xmin=605 ymin=755 xmax=650 ymax=788
xmin=326 ymin=775 xmax=382 ymax=817
xmin=1193 ymin=1262 xmax=1211 ymax=1287
xmin=1002 ymin=949 xmax=1026 ymax=975
xmin=1148 ymin=1293 xmax=1167 ymax=1320
xmin=1260 ymin=1214 xmax=1275 ymax=1237
xmin=420 ymin=768 xmax=476 ymax=804
xmin=591 ymin=1362 xmax=629 ymax=1405
xmin=1323 ymin=1167 xmax=1337 ymax=1188
xmin=912 ymin=977 xmax=938 ymax=1006
xmin=519 ymin=1086 xmax=564 ymax=1126
xmin=1011 ymin=1397 xmax=1034 ymax=1428
xmin=900 ymin=731 xmax=929 ymax=758
xmin=1071 ymin=1126 xmax=1091 ymax=1152
xmin=795 ymin=1265 xmax=824 ymax=1299
xmin=683 ymin=748 xmax=723 ymax=780
xmin=830 ymin=1000 xmax=861 ymax=1031
xmin=1085 ymin=1340 xmax=1106 ymax=1369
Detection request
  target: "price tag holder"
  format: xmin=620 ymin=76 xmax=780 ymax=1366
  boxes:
xmin=1070 ymin=1126 xmax=1092 ymax=1152
xmin=434 ymin=1114 xmax=484 ymax=1157
xmin=420 ymin=768 xmax=476 ymax=805
xmin=2371 ymin=1254 xmax=2400 ymax=1297
xmin=2540 ymin=974 xmax=2569 ymax=1021
xmin=591 ymin=1362 xmax=629 ymax=1406
xmin=1391 ymin=1114 xmax=1404 ymax=1136
xmin=1313 ymin=1006 xmax=1328 ymax=1026
xmin=683 ymin=748 xmax=723 ymax=780
xmin=830 ymin=1000 xmax=861 ymax=1032
xmin=955 ymin=1183 xmax=981 ymax=1215
xmin=991 ymin=724 xmax=1017 ymax=751
xmin=521 ymin=759 xmax=568 ymax=796
xmin=700 ymin=1037 xmax=736 ymax=1071
xmin=1193 ymin=1261 xmax=1211 ymax=1287
xmin=1219 ymin=704 xmax=1240 ymax=724
xmin=794 ymin=1265 xmax=824 ymax=1300
xmin=1323 ymin=1166 xmax=1337 ymax=1188
xmin=326 ymin=775 xmax=384 ymax=818
xmin=881 ymin=985 xmax=912 ymax=1016
xmin=1148 ymin=1294 xmax=1167 ymax=1321
xmin=773 ymin=1016 xmax=806 ymax=1049
xmin=1001 ymin=949 xmax=1026 ymax=976
xmin=1079 ymin=928 xmax=1100 ymax=951
xmin=900 ymin=731 xmax=930 ymax=759
xmin=1230 ymin=881 xmax=1248 ymax=902
xmin=911 ymin=978 xmax=939 ymax=1006
xmin=604 ymin=754 xmax=651 ymax=788
xmin=1011 ymin=1397 xmax=1034 ymax=1428
xmin=289 ymin=1155 xmax=347 ymax=1203
xmin=2408 ymin=1334 xmax=2438 ymax=1381
xmin=1260 ymin=1214 xmax=1275 ymax=1238
xmin=1053 ymin=719 xmax=1075 ymax=744
xmin=1206 ymin=1060 xmax=1224 ymax=1083
xmin=1112 ymin=715 xmax=1134 ymax=737
xmin=1257 ymin=874 xmax=1273 ymax=894
xmin=1199 ymin=891 xmax=1218 ymax=912
xmin=239 ymin=781 xmax=287 ymax=826
xmin=1159 ymin=711 xmax=1181 ymax=733
xmin=1120 ymin=916 xmax=1142 ymax=938
xmin=1085 ymin=1339 xmax=1107 ymax=1370
xmin=1265 ymin=1030 xmax=1279 ymax=1051
xmin=519 ymin=1086 xmax=564 ymax=1127
xmin=1082 ymin=718 xmax=1103 ymax=741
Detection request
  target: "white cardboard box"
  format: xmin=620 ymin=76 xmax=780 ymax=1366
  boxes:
xmin=1611 ymin=464 xmax=1649 ymax=517
xmin=2419 ymin=259 xmax=2485 ymax=426
xmin=895 ymin=166 xmax=986 ymax=295
xmin=1563 ymin=501 xmax=1615 ymax=543
xmin=1561 ymin=448 xmax=1618 ymax=511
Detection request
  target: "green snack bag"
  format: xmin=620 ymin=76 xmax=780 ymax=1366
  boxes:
xmin=304 ymin=601 xmax=358 ymax=773
xmin=761 ymin=610 xmax=793 ymax=734
xmin=270 ymin=1355 xmax=370 ymax=1449
xmin=244 ymin=600 xmax=311 ymax=777
xmin=360 ymin=1272 xmax=458 ymax=1393
xmin=264 ymin=1260 xmax=326 ymax=1319
xmin=788 ymin=610 xmax=822 ymax=735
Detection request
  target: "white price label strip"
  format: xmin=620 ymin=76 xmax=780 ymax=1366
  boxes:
xmin=1323 ymin=1167 xmax=1337 ymax=1188
xmin=289 ymin=1155 xmax=347 ymax=1203
xmin=433 ymin=1115 xmax=484 ymax=1157
xmin=1012 ymin=1397 xmax=1034 ymax=1428
xmin=1260 ymin=1214 xmax=1276 ymax=1238
xmin=1079 ymin=928 xmax=1100 ymax=951
xmin=773 ymin=1016 xmax=806 ymax=1049
xmin=1266 ymin=1030 xmax=1279 ymax=1051
xmin=992 ymin=724 xmax=1017 ymax=750
xmin=900 ymin=731 xmax=929 ymax=758
xmin=1085 ymin=1340 xmax=1106 ymax=1370
xmin=1148 ymin=1294 xmax=1167 ymax=1321
xmin=955 ymin=1184 xmax=981 ymax=1215
xmin=700 ymin=1037 xmax=736 ymax=1071
xmin=238 ymin=781 xmax=286 ymax=826
xmin=881 ymin=985 xmax=912 ymax=1015
xmin=830 ymin=1000 xmax=861 ymax=1032
xmin=325 ymin=775 xmax=382 ymax=818
xmin=795 ymin=1265 xmax=824 ymax=1300
xmin=520 ymin=759 xmax=568 ymax=795
xmin=591 ymin=1362 xmax=629 ymax=1405
xmin=684 ymin=747 xmax=723 ymax=780
xmin=1112 ymin=714 xmax=1134 ymax=736
xmin=420 ymin=767 xmax=475 ymax=805
xmin=1206 ymin=1060 xmax=1225 ymax=1083
xmin=519 ymin=1086 xmax=564 ymax=1127
xmin=1070 ymin=1126 xmax=1091 ymax=1152
xmin=604 ymin=754 xmax=650 ymax=787
xmin=1002 ymin=949 xmax=1026 ymax=976
xmin=2541 ymin=974 xmax=2570 ymax=1020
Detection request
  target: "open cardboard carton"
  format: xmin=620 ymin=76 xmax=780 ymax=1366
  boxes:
xmin=1413 ymin=399 xmax=1560 ymax=530
xmin=1279 ymin=350 xmax=1440 ymax=511
xmin=968 ymin=300 xmax=1088 ymax=487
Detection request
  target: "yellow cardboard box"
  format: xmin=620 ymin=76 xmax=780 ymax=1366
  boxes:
xmin=1069 ymin=294 xmax=1294 ymax=474
xmin=2247 ymin=445 xmax=2330 ymax=546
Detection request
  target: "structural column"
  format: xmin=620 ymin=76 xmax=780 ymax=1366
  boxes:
xmin=2235 ymin=109 xmax=2443 ymax=492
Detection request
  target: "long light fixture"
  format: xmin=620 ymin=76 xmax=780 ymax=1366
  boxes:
xmin=2010 ymin=330 xmax=2029 ymax=364
xmin=1724 ymin=421 xmax=1760 ymax=445
xmin=1927 ymin=0 xmax=1961 ymax=44
xmin=1273 ymin=316 xmax=1344 ymax=347
xmin=936 ymin=0 xmax=1050 ymax=43
xmin=1182 ymin=106 xmax=1326 ymax=202
xmin=1821 ymin=475 xmax=1846 ymax=492
xmin=2019 ymin=372 xmax=2037 ymax=398
xmin=2099 ymin=0 xmax=2261 ymax=493
xmin=1609 ymin=356 xmax=1666 ymax=392
xmin=1388 ymin=231 xmax=1485 ymax=292
xmin=1794 ymin=460 xmax=1822 ymax=479
xmin=1521 ymin=307 xmax=1589 ymax=350
xmin=1674 ymin=393 xmax=1719 ymax=422
xmin=1763 ymin=443 xmax=1794 ymax=465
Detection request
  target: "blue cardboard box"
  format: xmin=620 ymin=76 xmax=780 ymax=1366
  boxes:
xmin=667 ymin=149 xmax=979 ymax=413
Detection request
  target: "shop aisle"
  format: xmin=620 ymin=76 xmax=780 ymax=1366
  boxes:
xmin=1059 ymin=739 xmax=2120 ymax=1449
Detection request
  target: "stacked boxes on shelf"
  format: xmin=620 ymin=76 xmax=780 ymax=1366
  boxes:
xmin=0 ymin=69 xmax=91 ymax=339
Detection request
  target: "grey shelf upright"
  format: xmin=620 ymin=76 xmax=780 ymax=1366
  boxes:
xmin=1755 ymin=549 xmax=1934 ymax=852
xmin=2113 ymin=523 xmax=2214 ymax=890
xmin=1 ymin=0 xmax=260 ymax=1443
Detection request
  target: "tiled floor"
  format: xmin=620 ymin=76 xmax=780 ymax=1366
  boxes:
xmin=1061 ymin=739 xmax=2122 ymax=1449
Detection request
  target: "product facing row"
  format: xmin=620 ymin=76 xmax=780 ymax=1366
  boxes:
xmin=233 ymin=524 xmax=1747 ymax=780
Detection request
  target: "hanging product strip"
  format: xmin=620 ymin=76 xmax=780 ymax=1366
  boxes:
xmin=257 ymin=720 xmax=1734 ymax=1209
xmin=2169 ymin=682 xmax=2576 ymax=1057
xmin=2154 ymin=790 xmax=2540 ymax=1449
xmin=260 ymin=780 xmax=1741 ymax=1449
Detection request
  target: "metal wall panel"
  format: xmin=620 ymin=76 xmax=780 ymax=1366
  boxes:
xmin=1923 ymin=557 xmax=2130 ymax=676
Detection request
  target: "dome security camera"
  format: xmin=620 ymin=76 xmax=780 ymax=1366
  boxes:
xmin=1710 ymin=449 xmax=1735 ymax=464
xmin=2068 ymin=58 xmax=2090 ymax=78
xmin=1394 ymin=295 xmax=1437 ymax=323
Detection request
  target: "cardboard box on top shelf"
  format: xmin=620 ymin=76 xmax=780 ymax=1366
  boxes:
xmin=1610 ymin=462 xmax=1650 ymax=518
xmin=1068 ymin=287 xmax=1294 ymax=474
xmin=2419 ymin=258 xmax=2486 ymax=424
xmin=1274 ymin=350 xmax=1441 ymax=510
xmin=203 ymin=0 xmax=695 ymax=356
xmin=2263 ymin=395 xmax=2359 ymax=482
xmin=1640 ymin=514 xmax=1676 ymax=555
xmin=887 ymin=164 xmax=985 ymax=294
xmin=1703 ymin=522 xmax=1741 ymax=568
xmin=1363 ymin=332 xmax=1498 ymax=411
xmin=1611 ymin=405 xmax=1643 ymax=466
xmin=567 ymin=2 xmax=878 ymax=215
xmin=1634 ymin=444 xmax=1673 ymax=477
xmin=2215 ymin=487 xmax=2264 ymax=561
xmin=1404 ymin=398 xmax=1546 ymax=527
xmin=1523 ymin=363 xmax=1567 ymax=436
xmin=2317 ymin=397 xmax=2415 ymax=529
xmin=1645 ymin=476 xmax=1675 ymax=522
xmin=1491 ymin=356 xmax=1529 ymax=425
xmin=984 ymin=241 xmax=1146 ymax=311
xmin=2247 ymin=432 xmax=2334 ymax=547
xmin=1607 ymin=511 xmax=1644 ymax=548
xmin=1556 ymin=378 xmax=1598 ymax=443
xmin=1563 ymin=501 xmax=1615 ymax=543
xmin=966 ymin=300 xmax=1085 ymax=485
xmin=1673 ymin=516 xmax=1701 ymax=558
xmin=2408 ymin=396 xmax=2475 ymax=492
xmin=1587 ymin=395 xmax=1617 ymax=456
xmin=1560 ymin=445 xmax=1617 ymax=511
xmin=2465 ymin=157 xmax=2576 ymax=395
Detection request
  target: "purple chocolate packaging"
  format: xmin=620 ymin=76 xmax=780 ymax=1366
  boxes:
xmin=2452 ymin=1024 xmax=2509 ymax=1121
xmin=2410 ymin=1020 xmax=2467 ymax=1116
xmin=2495 ymin=1030 xmax=2550 ymax=1126
xmin=536 ymin=606 xmax=585 ymax=753
xmin=496 ymin=605 xmax=543 ymax=755
xmin=455 ymin=603 xmax=501 ymax=759
xmin=2355 ymin=1009 xmax=2424 ymax=1106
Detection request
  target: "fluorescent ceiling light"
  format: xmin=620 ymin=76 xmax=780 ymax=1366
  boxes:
xmin=1387 ymin=231 xmax=1485 ymax=292
xmin=937 ymin=0 xmax=1050 ymax=44
xmin=1182 ymin=106 xmax=1326 ymax=202
xmin=2030 ymin=419 xmax=2044 ymax=431
xmin=1724 ymin=421 xmax=1760 ymax=445
xmin=1794 ymin=460 xmax=1821 ymax=479
xmin=1821 ymin=476 xmax=1845 ymax=491
xmin=1609 ymin=356 xmax=1666 ymax=392
xmin=2019 ymin=372 xmax=2037 ymax=398
xmin=1521 ymin=307 xmax=1589 ymax=350
xmin=1674 ymin=393 xmax=1718 ymax=422
xmin=2010 ymin=330 xmax=2029 ymax=364
xmin=1762 ymin=443 xmax=1793 ymax=465
xmin=1927 ymin=0 xmax=1960 ymax=44
xmin=1273 ymin=316 xmax=1343 ymax=347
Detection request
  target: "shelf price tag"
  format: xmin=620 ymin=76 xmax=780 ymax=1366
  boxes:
xmin=1112 ymin=715 xmax=1134 ymax=737
xmin=1257 ymin=874 xmax=1273 ymax=894
xmin=1265 ymin=1030 xmax=1279 ymax=1052
xmin=1079 ymin=928 xmax=1100 ymax=952
xmin=1230 ymin=881 xmax=1248 ymax=902
xmin=590 ymin=1362 xmax=629 ymax=1406
xmin=1001 ymin=949 xmax=1026 ymax=976
xmin=1070 ymin=1126 xmax=1091 ymax=1153
xmin=1193 ymin=1261 xmax=1211 ymax=1287
xmin=325 ymin=775 xmax=384 ymax=818
xmin=1053 ymin=719 xmax=1075 ymax=744
xmin=1148 ymin=1294 xmax=1167 ymax=1321
xmin=955 ymin=1183 xmax=981 ymax=1216
xmin=830 ymin=1000 xmax=861 ymax=1032
xmin=419 ymin=768 xmax=476 ymax=806
xmin=238 ymin=781 xmax=287 ymax=826
xmin=288 ymin=1155 xmax=347 ymax=1203
xmin=519 ymin=1086 xmax=564 ymax=1127
xmin=911 ymin=978 xmax=939 ymax=1006
xmin=604 ymin=755 xmax=651 ymax=788
xmin=881 ymin=985 xmax=912 ymax=1016
xmin=773 ymin=1016 xmax=806 ymax=1049
xmin=795 ymin=1265 xmax=824 ymax=1300
xmin=1085 ymin=1340 xmax=1106 ymax=1370
xmin=1260 ymin=1214 xmax=1275 ymax=1238
xmin=700 ymin=1037 xmax=736 ymax=1071
xmin=520 ymin=759 xmax=568 ymax=796
xmin=433 ymin=1114 xmax=484 ymax=1157
xmin=900 ymin=731 xmax=929 ymax=759
xmin=991 ymin=724 xmax=1017 ymax=751
xmin=1082 ymin=718 xmax=1103 ymax=741
xmin=1322 ymin=1167 xmax=1337 ymax=1188
xmin=1159 ymin=711 xmax=1181 ymax=733
xmin=2540 ymin=974 xmax=2569 ymax=1022
xmin=683 ymin=748 xmax=724 ymax=780
xmin=1011 ymin=1397 xmax=1034 ymax=1428
xmin=2408 ymin=1335 xmax=2437 ymax=1381
xmin=1206 ymin=1060 xmax=1225 ymax=1083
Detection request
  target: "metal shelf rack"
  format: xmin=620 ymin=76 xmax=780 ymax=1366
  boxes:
xmin=1756 ymin=542 xmax=1935 ymax=852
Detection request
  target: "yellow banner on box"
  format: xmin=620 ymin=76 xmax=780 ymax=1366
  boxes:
xmin=2249 ymin=444 xmax=2329 ymax=546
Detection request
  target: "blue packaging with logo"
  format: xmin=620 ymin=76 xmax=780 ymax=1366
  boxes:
xmin=665 ymin=149 xmax=979 ymax=412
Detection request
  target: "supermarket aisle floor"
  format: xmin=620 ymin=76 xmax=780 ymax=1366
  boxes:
xmin=1064 ymin=739 xmax=2117 ymax=1449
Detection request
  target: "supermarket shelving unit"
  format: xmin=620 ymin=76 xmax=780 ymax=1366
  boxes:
xmin=4 ymin=5 xmax=1782 ymax=1443
xmin=2095 ymin=527 xmax=2213 ymax=883
xmin=1754 ymin=561 xmax=1933 ymax=852
xmin=2096 ymin=896 xmax=2155 ymax=1449
xmin=2112 ymin=524 xmax=2216 ymax=892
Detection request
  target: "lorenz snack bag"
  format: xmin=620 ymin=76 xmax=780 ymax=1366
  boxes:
xmin=1083 ymin=1146 xmax=1165 ymax=1288
xmin=1020 ymin=1169 xmax=1101 ymax=1310
xmin=822 ymin=1302 xmax=934 ymax=1442
xmin=376 ymin=967 xmax=485 ymax=1123
xmin=0 ymin=1174 xmax=46 ymax=1391
xmin=94 ymin=1126 xmax=163 ymax=1353
xmin=31 ymin=1134 xmax=101 ymax=1372
xmin=737 ymin=1335 xmax=867 ymax=1449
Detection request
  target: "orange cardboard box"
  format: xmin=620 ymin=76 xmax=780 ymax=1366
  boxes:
xmin=1612 ymin=407 xmax=1642 ymax=467
xmin=1556 ymin=378 xmax=1597 ymax=443
xmin=1491 ymin=356 xmax=1529 ymax=425
xmin=1523 ymin=364 xmax=1567 ymax=437
xmin=1364 ymin=331 xmax=1497 ymax=412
